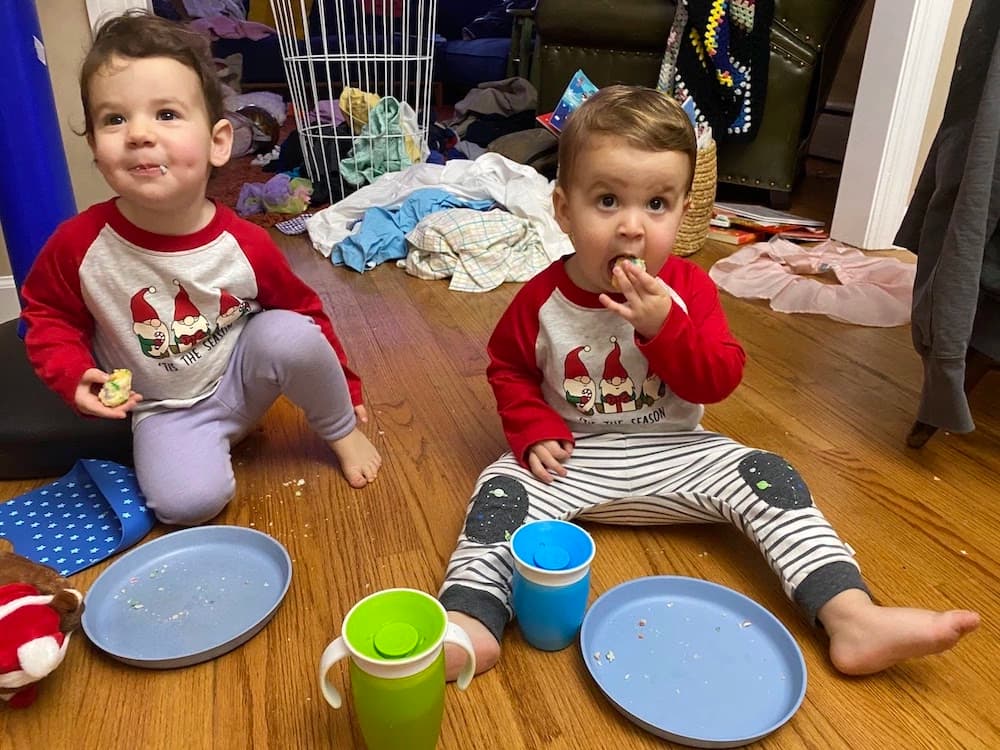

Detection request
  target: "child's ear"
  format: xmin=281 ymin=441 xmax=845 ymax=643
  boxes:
xmin=209 ymin=118 xmax=234 ymax=167
xmin=552 ymin=184 xmax=572 ymax=235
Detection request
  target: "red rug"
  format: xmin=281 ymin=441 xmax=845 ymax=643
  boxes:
xmin=207 ymin=118 xmax=314 ymax=228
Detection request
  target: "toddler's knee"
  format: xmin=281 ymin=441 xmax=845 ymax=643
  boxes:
xmin=464 ymin=475 xmax=530 ymax=544
xmin=247 ymin=310 xmax=324 ymax=359
xmin=738 ymin=450 xmax=812 ymax=509
xmin=144 ymin=476 xmax=236 ymax=526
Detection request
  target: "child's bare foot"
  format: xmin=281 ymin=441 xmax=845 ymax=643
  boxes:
xmin=445 ymin=611 xmax=501 ymax=681
xmin=818 ymin=589 xmax=980 ymax=675
xmin=328 ymin=428 xmax=382 ymax=488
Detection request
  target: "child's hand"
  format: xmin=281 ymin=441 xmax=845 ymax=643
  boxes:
xmin=526 ymin=439 xmax=574 ymax=483
xmin=354 ymin=404 xmax=369 ymax=424
xmin=75 ymin=368 xmax=142 ymax=418
xmin=600 ymin=262 xmax=673 ymax=340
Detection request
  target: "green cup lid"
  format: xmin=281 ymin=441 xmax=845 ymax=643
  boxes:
xmin=533 ymin=542 xmax=571 ymax=570
xmin=345 ymin=589 xmax=446 ymax=662
xmin=374 ymin=622 xmax=420 ymax=658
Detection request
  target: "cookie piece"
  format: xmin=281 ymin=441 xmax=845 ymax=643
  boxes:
xmin=610 ymin=256 xmax=646 ymax=289
xmin=99 ymin=369 xmax=132 ymax=407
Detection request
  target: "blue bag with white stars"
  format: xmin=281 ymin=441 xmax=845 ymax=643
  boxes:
xmin=0 ymin=459 xmax=154 ymax=576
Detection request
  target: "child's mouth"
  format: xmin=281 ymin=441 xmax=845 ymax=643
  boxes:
xmin=131 ymin=164 xmax=167 ymax=176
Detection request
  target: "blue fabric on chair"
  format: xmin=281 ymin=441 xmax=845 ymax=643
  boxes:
xmin=0 ymin=459 xmax=155 ymax=577
xmin=443 ymin=37 xmax=512 ymax=92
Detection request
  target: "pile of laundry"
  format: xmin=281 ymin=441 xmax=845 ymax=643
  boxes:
xmin=302 ymin=152 xmax=571 ymax=291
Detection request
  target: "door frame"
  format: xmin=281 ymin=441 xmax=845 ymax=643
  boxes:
xmin=831 ymin=0 xmax=956 ymax=249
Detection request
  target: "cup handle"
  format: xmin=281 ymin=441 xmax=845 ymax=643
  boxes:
xmin=318 ymin=636 xmax=350 ymax=709
xmin=443 ymin=621 xmax=477 ymax=691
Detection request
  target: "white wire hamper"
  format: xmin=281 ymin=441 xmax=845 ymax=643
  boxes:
xmin=269 ymin=0 xmax=438 ymax=199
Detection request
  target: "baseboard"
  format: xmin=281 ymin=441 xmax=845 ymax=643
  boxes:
xmin=0 ymin=276 xmax=21 ymax=324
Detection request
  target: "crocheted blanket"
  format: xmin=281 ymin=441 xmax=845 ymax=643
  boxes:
xmin=658 ymin=0 xmax=774 ymax=142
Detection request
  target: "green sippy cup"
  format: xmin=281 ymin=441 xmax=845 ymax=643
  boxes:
xmin=318 ymin=588 xmax=475 ymax=750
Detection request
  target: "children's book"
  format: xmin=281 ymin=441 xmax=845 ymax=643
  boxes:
xmin=536 ymin=69 xmax=599 ymax=135
xmin=713 ymin=202 xmax=825 ymax=227
xmin=711 ymin=208 xmax=829 ymax=242
xmin=706 ymin=226 xmax=762 ymax=245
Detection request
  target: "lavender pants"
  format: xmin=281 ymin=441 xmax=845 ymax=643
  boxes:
xmin=132 ymin=310 xmax=356 ymax=525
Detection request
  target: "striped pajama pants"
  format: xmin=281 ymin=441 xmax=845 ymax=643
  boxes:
xmin=439 ymin=430 xmax=866 ymax=642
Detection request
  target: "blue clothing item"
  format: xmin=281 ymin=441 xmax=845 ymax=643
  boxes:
xmin=332 ymin=188 xmax=495 ymax=271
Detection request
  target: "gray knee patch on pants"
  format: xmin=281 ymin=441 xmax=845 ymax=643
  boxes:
xmin=463 ymin=475 xmax=529 ymax=544
xmin=738 ymin=451 xmax=811 ymax=509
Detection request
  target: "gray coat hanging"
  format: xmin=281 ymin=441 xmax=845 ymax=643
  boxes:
xmin=895 ymin=0 xmax=1000 ymax=433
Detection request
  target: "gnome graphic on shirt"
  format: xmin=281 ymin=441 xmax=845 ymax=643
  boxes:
xmin=170 ymin=281 xmax=209 ymax=353
xmin=216 ymin=289 xmax=248 ymax=328
xmin=562 ymin=345 xmax=596 ymax=414
xmin=598 ymin=337 xmax=637 ymax=413
xmin=640 ymin=363 xmax=666 ymax=407
xmin=130 ymin=286 xmax=170 ymax=358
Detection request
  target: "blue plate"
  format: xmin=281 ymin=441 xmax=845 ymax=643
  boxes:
xmin=580 ymin=576 xmax=806 ymax=748
xmin=82 ymin=526 xmax=292 ymax=669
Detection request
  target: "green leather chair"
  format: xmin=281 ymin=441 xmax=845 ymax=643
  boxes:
xmin=511 ymin=0 xmax=864 ymax=206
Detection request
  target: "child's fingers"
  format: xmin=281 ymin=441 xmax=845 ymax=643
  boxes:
xmin=612 ymin=265 xmax=637 ymax=294
xmin=619 ymin=262 xmax=667 ymax=297
xmin=598 ymin=293 xmax=630 ymax=317
xmin=529 ymin=445 xmax=568 ymax=482
xmin=80 ymin=367 xmax=109 ymax=387
xmin=78 ymin=397 xmax=129 ymax=419
xmin=551 ymin=441 xmax=573 ymax=461
xmin=637 ymin=272 xmax=670 ymax=296
xmin=545 ymin=456 xmax=566 ymax=473
xmin=528 ymin=454 xmax=555 ymax=483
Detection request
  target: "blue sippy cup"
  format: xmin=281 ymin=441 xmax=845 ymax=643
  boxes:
xmin=510 ymin=519 xmax=596 ymax=651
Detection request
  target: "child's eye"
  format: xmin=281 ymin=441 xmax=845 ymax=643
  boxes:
xmin=599 ymin=195 xmax=617 ymax=208
xmin=648 ymin=197 xmax=666 ymax=211
xmin=103 ymin=114 xmax=125 ymax=126
xmin=157 ymin=110 xmax=179 ymax=121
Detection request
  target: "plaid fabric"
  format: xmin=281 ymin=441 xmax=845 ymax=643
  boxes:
xmin=401 ymin=208 xmax=549 ymax=292
xmin=274 ymin=214 xmax=313 ymax=235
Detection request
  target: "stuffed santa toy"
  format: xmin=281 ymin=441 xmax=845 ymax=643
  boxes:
xmin=0 ymin=541 xmax=84 ymax=709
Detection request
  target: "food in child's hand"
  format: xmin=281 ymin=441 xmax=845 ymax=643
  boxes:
xmin=610 ymin=256 xmax=646 ymax=289
xmin=99 ymin=369 xmax=133 ymax=407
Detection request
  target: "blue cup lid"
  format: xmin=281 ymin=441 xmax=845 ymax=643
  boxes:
xmin=533 ymin=543 xmax=571 ymax=570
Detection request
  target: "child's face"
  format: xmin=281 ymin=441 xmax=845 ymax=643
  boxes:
xmin=553 ymin=135 xmax=690 ymax=293
xmin=87 ymin=55 xmax=231 ymax=226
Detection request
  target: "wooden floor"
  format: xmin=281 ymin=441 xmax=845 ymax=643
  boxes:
xmin=2 ymin=202 xmax=999 ymax=748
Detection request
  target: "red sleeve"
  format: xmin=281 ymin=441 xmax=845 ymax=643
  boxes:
xmin=20 ymin=215 xmax=102 ymax=408
xmin=487 ymin=265 xmax=573 ymax=465
xmin=636 ymin=256 xmax=745 ymax=403
xmin=232 ymin=220 xmax=364 ymax=406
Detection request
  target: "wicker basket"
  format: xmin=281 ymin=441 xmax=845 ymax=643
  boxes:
xmin=673 ymin=139 xmax=717 ymax=256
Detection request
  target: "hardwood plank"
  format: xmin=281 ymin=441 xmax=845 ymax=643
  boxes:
xmin=2 ymin=226 xmax=997 ymax=750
